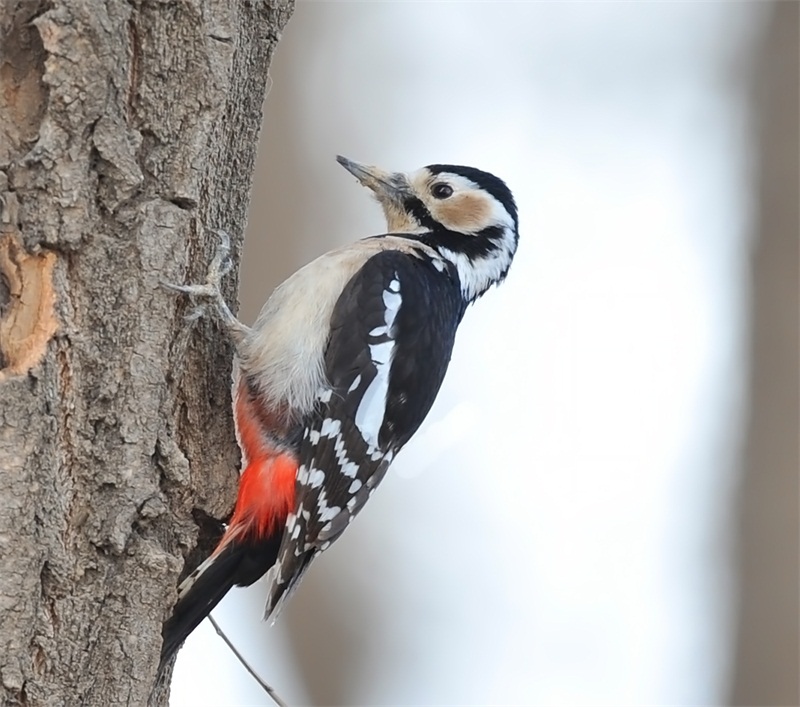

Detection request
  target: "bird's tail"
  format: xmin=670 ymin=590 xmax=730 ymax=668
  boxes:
xmin=159 ymin=442 xmax=297 ymax=672
xmin=159 ymin=534 xmax=281 ymax=672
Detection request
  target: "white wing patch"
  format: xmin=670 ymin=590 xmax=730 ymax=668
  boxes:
xmin=354 ymin=276 xmax=401 ymax=448
xmin=308 ymin=468 xmax=325 ymax=488
xmin=332 ymin=431 xmax=360 ymax=478
xmin=317 ymin=496 xmax=341 ymax=524
xmin=347 ymin=374 xmax=362 ymax=393
xmin=320 ymin=418 xmax=341 ymax=437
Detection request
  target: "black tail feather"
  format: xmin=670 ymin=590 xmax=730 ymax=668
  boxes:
xmin=159 ymin=535 xmax=281 ymax=673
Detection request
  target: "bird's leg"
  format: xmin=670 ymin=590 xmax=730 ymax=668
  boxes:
xmin=163 ymin=228 xmax=251 ymax=347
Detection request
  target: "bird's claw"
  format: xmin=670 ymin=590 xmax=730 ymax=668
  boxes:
xmin=162 ymin=228 xmax=232 ymax=304
xmin=163 ymin=228 xmax=250 ymax=345
xmin=205 ymin=229 xmax=233 ymax=284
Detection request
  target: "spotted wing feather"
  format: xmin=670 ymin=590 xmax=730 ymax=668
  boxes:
xmin=264 ymin=249 xmax=465 ymax=617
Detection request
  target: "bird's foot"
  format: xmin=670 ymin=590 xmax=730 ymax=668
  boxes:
xmin=163 ymin=228 xmax=250 ymax=345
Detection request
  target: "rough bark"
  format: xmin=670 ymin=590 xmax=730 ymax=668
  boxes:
xmin=0 ymin=0 xmax=293 ymax=704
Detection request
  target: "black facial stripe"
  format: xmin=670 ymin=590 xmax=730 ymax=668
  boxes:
xmin=426 ymin=164 xmax=518 ymax=230
xmin=403 ymin=196 xmax=439 ymax=230
xmin=416 ymin=225 xmax=508 ymax=260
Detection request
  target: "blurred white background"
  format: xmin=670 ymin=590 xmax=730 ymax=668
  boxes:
xmin=172 ymin=2 xmax=797 ymax=705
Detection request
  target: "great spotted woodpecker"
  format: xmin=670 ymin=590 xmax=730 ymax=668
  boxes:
xmin=160 ymin=156 xmax=519 ymax=666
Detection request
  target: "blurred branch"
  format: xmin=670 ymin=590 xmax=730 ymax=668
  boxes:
xmin=729 ymin=2 xmax=800 ymax=704
xmin=208 ymin=614 xmax=289 ymax=707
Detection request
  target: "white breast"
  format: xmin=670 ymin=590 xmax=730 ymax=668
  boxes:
xmin=238 ymin=236 xmax=435 ymax=416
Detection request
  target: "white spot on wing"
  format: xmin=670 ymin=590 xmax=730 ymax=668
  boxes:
xmin=341 ymin=460 xmax=360 ymax=478
xmin=355 ymin=274 xmax=402 ymax=448
xmin=355 ymin=353 xmax=393 ymax=446
xmin=348 ymin=374 xmax=362 ymax=393
xmin=321 ymin=418 xmax=341 ymax=437
xmin=319 ymin=505 xmax=341 ymax=523
xmin=368 ymin=340 xmax=392 ymax=365
xmin=329 ymin=430 xmax=360 ymax=478
xmin=348 ymin=479 xmax=362 ymax=493
xmin=309 ymin=468 xmax=325 ymax=488
xmin=382 ymin=290 xmax=402 ymax=324
xmin=316 ymin=488 xmax=341 ymax=523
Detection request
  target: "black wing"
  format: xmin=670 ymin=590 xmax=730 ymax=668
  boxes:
xmin=264 ymin=248 xmax=465 ymax=616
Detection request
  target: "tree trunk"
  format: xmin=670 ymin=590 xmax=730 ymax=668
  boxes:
xmin=0 ymin=0 xmax=293 ymax=704
xmin=730 ymin=3 xmax=800 ymax=703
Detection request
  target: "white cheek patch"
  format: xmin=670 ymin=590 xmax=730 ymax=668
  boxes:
xmin=428 ymin=172 xmax=516 ymax=232
xmin=489 ymin=196 xmax=517 ymax=231
xmin=354 ymin=275 xmax=401 ymax=448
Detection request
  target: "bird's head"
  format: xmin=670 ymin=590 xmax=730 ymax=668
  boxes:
xmin=337 ymin=155 xmax=519 ymax=300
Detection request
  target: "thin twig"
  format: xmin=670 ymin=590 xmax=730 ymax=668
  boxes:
xmin=208 ymin=613 xmax=289 ymax=707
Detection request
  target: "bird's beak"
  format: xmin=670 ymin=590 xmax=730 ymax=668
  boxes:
xmin=336 ymin=155 xmax=409 ymax=205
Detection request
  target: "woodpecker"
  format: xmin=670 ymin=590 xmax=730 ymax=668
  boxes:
xmin=160 ymin=156 xmax=519 ymax=666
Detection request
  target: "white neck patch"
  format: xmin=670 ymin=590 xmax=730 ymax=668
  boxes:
xmin=437 ymin=229 xmax=516 ymax=302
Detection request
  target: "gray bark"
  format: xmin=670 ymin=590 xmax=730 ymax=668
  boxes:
xmin=0 ymin=0 xmax=293 ymax=704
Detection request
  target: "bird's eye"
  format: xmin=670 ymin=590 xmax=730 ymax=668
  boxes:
xmin=431 ymin=183 xmax=454 ymax=199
